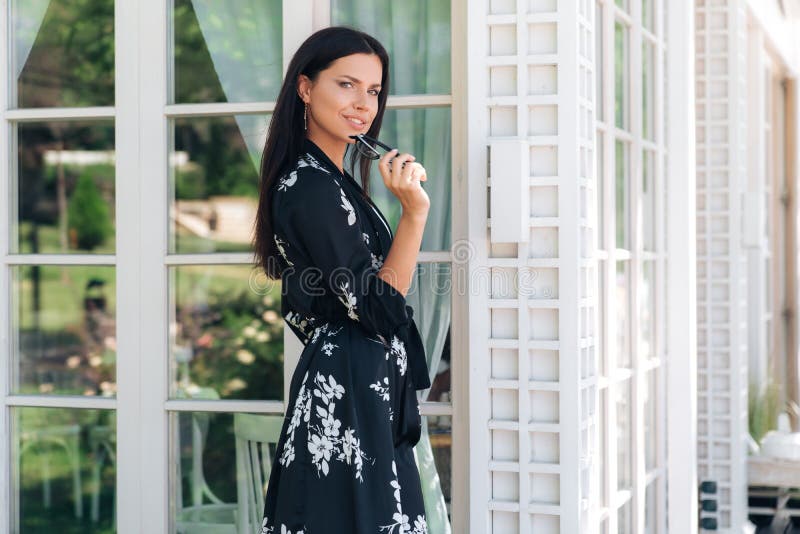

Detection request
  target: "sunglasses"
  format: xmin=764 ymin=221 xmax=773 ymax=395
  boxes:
xmin=348 ymin=134 xmax=396 ymax=160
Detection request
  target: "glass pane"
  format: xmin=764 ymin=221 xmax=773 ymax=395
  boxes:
xmin=597 ymin=133 xmax=605 ymax=250
xmin=645 ymin=480 xmax=657 ymax=533
xmin=418 ymin=415 xmax=453 ymax=528
xmin=331 ymin=0 xmax=451 ymax=95
xmin=13 ymin=407 xmax=116 ymax=532
xmin=615 ymin=0 xmax=628 ymax=10
xmin=599 ymin=264 xmax=607 ymax=376
xmin=596 ymin=1 xmax=604 ymax=122
xmin=14 ymin=121 xmax=116 ymax=254
xmin=12 ymin=265 xmax=117 ymax=396
xmin=349 ymin=107 xmax=452 ymax=251
xmin=614 ymin=21 xmax=628 ymax=130
xmin=169 ymin=265 xmax=284 ymax=400
xmin=642 ymin=41 xmax=655 ymax=140
xmin=12 ymin=0 xmax=114 ymax=108
xmin=618 ymin=499 xmax=633 ymax=534
xmin=172 ymin=0 xmax=282 ymax=104
xmin=640 ymin=261 xmax=656 ymax=362
xmin=616 ymin=379 xmax=632 ymax=490
xmin=642 ymin=150 xmax=656 ymax=250
xmin=643 ymin=0 xmax=655 ymax=33
xmin=169 ymin=411 xmax=249 ymax=533
xmin=169 ymin=115 xmax=268 ymax=254
xmin=616 ymin=261 xmax=631 ymax=368
xmin=615 ymin=140 xmax=628 ymax=250
xmin=406 ymin=263 xmax=452 ymax=402
xmin=599 ymin=388 xmax=608 ymax=505
xmin=645 ymin=368 xmax=658 ymax=471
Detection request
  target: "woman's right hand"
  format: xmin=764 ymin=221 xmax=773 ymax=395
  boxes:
xmin=378 ymin=149 xmax=430 ymax=219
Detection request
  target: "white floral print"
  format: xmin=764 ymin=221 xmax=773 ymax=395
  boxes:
xmin=260 ymin=516 xmax=306 ymax=534
xmin=371 ymin=251 xmax=385 ymax=270
xmin=284 ymin=311 xmax=314 ymax=343
xmin=339 ymin=188 xmax=357 ymax=226
xmin=337 ymin=280 xmax=359 ymax=321
xmin=378 ymin=461 xmax=428 ymax=533
xmin=297 ymin=153 xmax=330 ymax=174
xmin=278 ymin=365 xmax=374 ymax=482
xmin=321 ymin=340 xmax=338 ymax=356
xmin=389 ymin=336 xmax=408 ymax=377
xmin=277 ymin=170 xmax=298 ymax=191
xmin=274 ymin=235 xmax=294 ymax=266
xmin=362 ymin=232 xmax=370 ymax=244
xmin=370 ymin=376 xmax=393 ymax=421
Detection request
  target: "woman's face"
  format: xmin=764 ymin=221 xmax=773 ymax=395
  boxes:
xmin=298 ymin=53 xmax=383 ymax=148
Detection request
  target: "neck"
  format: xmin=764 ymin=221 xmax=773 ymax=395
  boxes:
xmin=305 ymin=129 xmax=346 ymax=174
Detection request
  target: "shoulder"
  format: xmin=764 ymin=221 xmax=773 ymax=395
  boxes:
xmin=275 ymin=153 xmax=341 ymax=195
xmin=274 ymin=157 xmax=353 ymax=223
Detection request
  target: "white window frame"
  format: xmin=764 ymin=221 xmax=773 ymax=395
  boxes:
xmin=0 ymin=0 xmax=469 ymax=532
xmin=595 ymin=0 xmax=669 ymax=531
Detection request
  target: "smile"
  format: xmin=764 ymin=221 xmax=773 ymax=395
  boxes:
xmin=344 ymin=116 xmax=366 ymax=128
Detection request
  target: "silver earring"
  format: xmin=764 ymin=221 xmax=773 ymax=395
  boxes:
xmin=304 ymin=103 xmax=308 ymax=131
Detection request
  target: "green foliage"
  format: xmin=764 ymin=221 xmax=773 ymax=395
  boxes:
xmin=67 ymin=173 xmax=112 ymax=251
xmin=177 ymin=286 xmax=284 ymax=401
xmin=749 ymin=378 xmax=783 ymax=444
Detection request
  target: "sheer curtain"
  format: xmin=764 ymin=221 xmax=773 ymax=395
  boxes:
xmin=190 ymin=0 xmax=282 ymax=168
xmin=332 ymin=2 xmax=453 ymax=533
xmin=12 ymin=0 xmax=50 ymax=81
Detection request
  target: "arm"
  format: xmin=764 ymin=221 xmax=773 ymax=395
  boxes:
xmin=378 ymin=213 xmax=427 ymax=297
xmin=375 ymin=149 xmax=430 ymax=297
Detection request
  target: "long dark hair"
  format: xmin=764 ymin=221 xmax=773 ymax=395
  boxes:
xmin=252 ymin=26 xmax=391 ymax=280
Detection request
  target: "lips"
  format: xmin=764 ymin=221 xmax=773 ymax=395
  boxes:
xmin=343 ymin=115 xmax=367 ymax=129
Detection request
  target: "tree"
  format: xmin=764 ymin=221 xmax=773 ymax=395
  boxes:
xmin=67 ymin=172 xmax=112 ymax=251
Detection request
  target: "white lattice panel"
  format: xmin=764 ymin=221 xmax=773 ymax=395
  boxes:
xmin=477 ymin=0 xmax=598 ymax=532
xmin=695 ymin=0 xmax=750 ymax=531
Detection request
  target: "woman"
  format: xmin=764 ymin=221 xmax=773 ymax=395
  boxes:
xmin=252 ymin=26 xmax=431 ymax=534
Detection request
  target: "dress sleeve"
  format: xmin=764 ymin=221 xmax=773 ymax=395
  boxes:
xmin=275 ymin=169 xmax=410 ymax=341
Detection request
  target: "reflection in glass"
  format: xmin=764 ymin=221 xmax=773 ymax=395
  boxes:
xmin=596 ymin=6 xmax=604 ymax=122
xmin=645 ymin=480 xmax=657 ymax=533
xmin=597 ymin=133 xmax=605 ymax=250
xmin=645 ymin=369 xmax=658 ymax=471
xmin=169 ymin=411 xmax=255 ymax=532
xmin=172 ymin=0 xmax=282 ymax=104
xmin=169 ymin=265 xmax=283 ymax=400
xmin=12 ymin=0 xmax=114 ymax=108
xmin=615 ymin=21 xmax=628 ymax=130
xmin=616 ymin=379 xmax=632 ymax=490
xmin=640 ymin=261 xmax=656 ymax=362
xmin=12 ymin=265 xmax=116 ymax=396
xmin=599 ymin=389 xmax=608 ymax=505
xmin=405 ymin=263 xmax=452 ymax=402
xmin=13 ymin=407 xmax=116 ymax=532
xmin=616 ymin=262 xmax=631 ymax=369
xmin=643 ymin=41 xmax=655 ymax=140
xmin=416 ymin=415 xmax=452 ymax=531
xmin=642 ymin=150 xmax=656 ymax=250
xmin=15 ymin=121 xmax=116 ymax=254
xmin=349 ymin=107 xmax=452 ymax=251
xmin=618 ymin=499 xmax=633 ymax=534
xmin=615 ymin=140 xmax=628 ymax=249
xmin=331 ymin=0 xmax=451 ymax=95
xmin=170 ymin=115 xmax=268 ymax=253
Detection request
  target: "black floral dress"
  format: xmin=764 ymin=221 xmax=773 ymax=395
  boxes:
xmin=260 ymin=138 xmax=431 ymax=534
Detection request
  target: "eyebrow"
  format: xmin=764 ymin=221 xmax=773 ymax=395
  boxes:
xmin=339 ymin=75 xmax=382 ymax=88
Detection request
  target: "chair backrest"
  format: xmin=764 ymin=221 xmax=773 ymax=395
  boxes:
xmin=233 ymin=413 xmax=284 ymax=534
